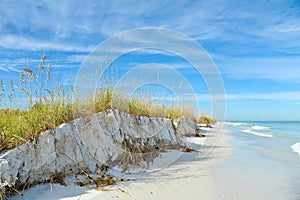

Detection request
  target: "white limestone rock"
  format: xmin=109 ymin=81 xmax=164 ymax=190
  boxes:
xmin=176 ymin=116 xmax=198 ymax=136
xmin=0 ymin=109 xmax=196 ymax=191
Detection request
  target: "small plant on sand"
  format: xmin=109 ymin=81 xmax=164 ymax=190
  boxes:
xmin=197 ymin=116 xmax=216 ymax=127
xmin=121 ymin=136 xmax=160 ymax=172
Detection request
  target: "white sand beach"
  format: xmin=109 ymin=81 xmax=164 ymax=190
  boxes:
xmin=10 ymin=125 xmax=234 ymax=200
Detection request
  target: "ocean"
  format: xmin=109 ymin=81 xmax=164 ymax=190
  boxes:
xmin=212 ymin=121 xmax=300 ymax=200
xmin=224 ymin=121 xmax=300 ymax=157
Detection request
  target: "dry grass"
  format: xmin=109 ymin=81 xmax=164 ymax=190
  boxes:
xmin=197 ymin=116 xmax=217 ymax=127
xmin=0 ymin=55 xmax=217 ymax=199
xmin=0 ymin=55 xmax=202 ymax=153
xmin=0 ymin=187 xmax=3 ymax=200
xmin=120 ymin=136 xmax=160 ymax=172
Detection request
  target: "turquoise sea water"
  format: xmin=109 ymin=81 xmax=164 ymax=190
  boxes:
xmin=225 ymin=121 xmax=300 ymax=156
xmin=213 ymin=121 xmax=300 ymax=200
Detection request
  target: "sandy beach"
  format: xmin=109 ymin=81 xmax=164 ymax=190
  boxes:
xmin=10 ymin=124 xmax=234 ymax=200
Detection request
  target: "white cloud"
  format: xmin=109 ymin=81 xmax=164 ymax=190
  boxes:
xmin=195 ymin=91 xmax=300 ymax=102
xmin=0 ymin=0 xmax=300 ymax=87
xmin=0 ymin=35 xmax=94 ymax=52
xmin=0 ymin=65 xmax=20 ymax=73
xmin=226 ymin=91 xmax=300 ymax=101
xmin=0 ymin=66 xmax=9 ymax=72
xmin=1 ymin=0 xmax=300 ymax=56
xmin=7 ymin=66 xmax=20 ymax=73
xmin=215 ymin=55 xmax=300 ymax=82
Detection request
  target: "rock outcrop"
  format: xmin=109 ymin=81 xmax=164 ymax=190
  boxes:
xmin=176 ymin=116 xmax=198 ymax=136
xmin=0 ymin=109 xmax=195 ymax=192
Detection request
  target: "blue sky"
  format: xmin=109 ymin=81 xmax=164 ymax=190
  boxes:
xmin=0 ymin=0 xmax=300 ymax=121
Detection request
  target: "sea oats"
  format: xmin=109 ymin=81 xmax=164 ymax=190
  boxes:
xmin=105 ymin=56 xmax=109 ymax=68
xmin=39 ymin=56 xmax=46 ymax=74
xmin=22 ymin=68 xmax=37 ymax=80
xmin=9 ymin=80 xmax=15 ymax=107
xmin=19 ymin=72 xmax=25 ymax=87
xmin=0 ymin=79 xmax=4 ymax=106
xmin=46 ymin=64 xmax=51 ymax=82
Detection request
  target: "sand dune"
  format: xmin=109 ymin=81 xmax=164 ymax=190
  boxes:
xmin=11 ymin=125 xmax=234 ymax=200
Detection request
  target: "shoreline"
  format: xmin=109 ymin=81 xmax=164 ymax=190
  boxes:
xmin=11 ymin=124 xmax=235 ymax=200
xmin=212 ymin=122 xmax=300 ymax=200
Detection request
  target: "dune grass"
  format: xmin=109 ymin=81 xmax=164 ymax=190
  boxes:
xmin=197 ymin=116 xmax=216 ymax=126
xmin=0 ymin=56 xmax=199 ymax=153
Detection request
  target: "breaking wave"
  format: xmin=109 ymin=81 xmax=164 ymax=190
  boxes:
xmin=251 ymin=125 xmax=270 ymax=131
xmin=291 ymin=142 xmax=300 ymax=156
xmin=241 ymin=127 xmax=273 ymax=138
xmin=225 ymin=122 xmax=243 ymax=127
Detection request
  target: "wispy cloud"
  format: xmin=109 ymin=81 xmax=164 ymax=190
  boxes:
xmin=196 ymin=91 xmax=300 ymax=101
xmin=226 ymin=91 xmax=300 ymax=101
xmin=0 ymin=35 xmax=94 ymax=52
xmin=214 ymin=55 xmax=300 ymax=82
xmin=1 ymin=0 xmax=300 ymax=120
xmin=0 ymin=65 xmax=20 ymax=73
xmin=7 ymin=66 xmax=20 ymax=73
xmin=0 ymin=66 xmax=9 ymax=72
xmin=1 ymin=0 xmax=300 ymax=56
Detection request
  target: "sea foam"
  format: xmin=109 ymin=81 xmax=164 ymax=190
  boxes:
xmin=225 ymin=122 xmax=242 ymax=127
xmin=241 ymin=129 xmax=273 ymax=138
xmin=251 ymin=125 xmax=270 ymax=130
xmin=291 ymin=142 xmax=300 ymax=156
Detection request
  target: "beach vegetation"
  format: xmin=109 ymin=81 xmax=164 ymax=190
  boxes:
xmin=197 ymin=116 xmax=217 ymax=127
xmin=0 ymin=56 xmax=200 ymax=153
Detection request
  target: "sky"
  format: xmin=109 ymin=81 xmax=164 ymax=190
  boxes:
xmin=0 ymin=0 xmax=300 ymax=121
